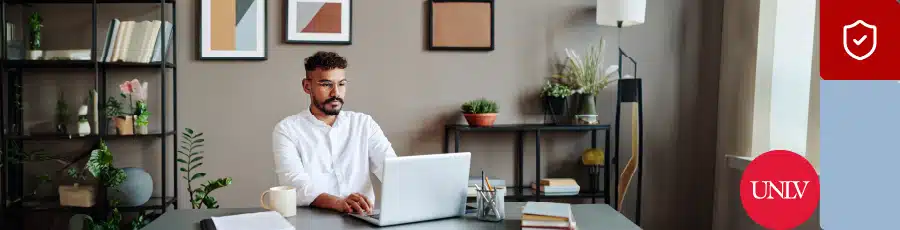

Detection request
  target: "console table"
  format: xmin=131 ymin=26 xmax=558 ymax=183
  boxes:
xmin=443 ymin=124 xmax=617 ymax=209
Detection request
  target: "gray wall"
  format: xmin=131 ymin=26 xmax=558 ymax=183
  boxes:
xmin=11 ymin=0 xmax=723 ymax=229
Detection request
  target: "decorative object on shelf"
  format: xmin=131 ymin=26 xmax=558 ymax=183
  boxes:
xmin=552 ymin=39 xmax=619 ymax=125
xmin=199 ymin=0 xmax=267 ymax=60
xmin=77 ymin=105 xmax=90 ymax=136
xmin=55 ymin=91 xmax=70 ymax=134
xmin=6 ymin=22 xmax=24 ymax=60
xmin=597 ymin=0 xmax=646 ymax=224
xmin=27 ymin=12 xmax=43 ymax=60
xmin=461 ymin=98 xmax=498 ymax=127
xmin=581 ymin=148 xmax=605 ymax=166
xmin=427 ymin=0 xmax=494 ymax=51
xmin=541 ymin=80 xmax=572 ymax=124
xmin=58 ymin=183 xmax=94 ymax=208
xmin=90 ymin=89 xmax=99 ymax=134
xmin=179 ymin=128 xmax=234 ymax=209
xmin=128 ymin=79 xmax=150 ymax=135
xmin=285 ymin=0 xmax=352 ymax=44
xmin=43 ymin=49 xmax=91 ymax=60
xmin=107 ymin=167 xmax=153 ymax=207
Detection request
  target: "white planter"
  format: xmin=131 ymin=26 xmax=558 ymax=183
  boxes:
xmin=27 ymin=50 xmax=42 ymax=60
xmin=136 ymin=125 xmax=148 ymax=135
xmin=77 ymin=121 xmax=90 ymax=136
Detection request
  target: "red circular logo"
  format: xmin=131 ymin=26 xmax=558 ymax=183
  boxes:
xmin=740 ymin=150 xmax=820 ymax=230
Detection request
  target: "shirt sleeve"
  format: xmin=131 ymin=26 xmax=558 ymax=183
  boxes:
xmin=272 ymin=124 xmax=324 ymax=206
xmin=367 ymin=117 xmax=398 ymax=181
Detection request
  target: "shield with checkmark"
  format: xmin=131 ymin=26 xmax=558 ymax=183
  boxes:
xmin=843 ymin=20 xmax=877 ymax=61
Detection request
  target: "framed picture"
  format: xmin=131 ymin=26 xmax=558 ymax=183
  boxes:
xmin=199 ymin=0 xmax=267 ymax=60
xmin=285 ymin=0 xmax=352 ymax=44
xmin=427 ymin=0 xmax=494 ymax=51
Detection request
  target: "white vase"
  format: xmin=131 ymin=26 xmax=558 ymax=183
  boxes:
xmin=27 ymin=50 xmax=42 ymax=60
xmin=77 ymin=121 xmax=90 ymax=136
xmin=136 ymin=125 xmax=148 ymax=135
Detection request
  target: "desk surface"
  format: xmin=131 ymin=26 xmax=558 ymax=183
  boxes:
xmin=143 ymin=202 xmax=640 ymax=230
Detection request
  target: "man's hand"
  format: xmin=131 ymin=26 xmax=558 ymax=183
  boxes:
xmin=332 ymin=193 xmax=372 ymax=215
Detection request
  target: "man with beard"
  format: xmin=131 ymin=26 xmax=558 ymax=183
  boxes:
xmin=272 ymin=51 xmax=397 ymax=215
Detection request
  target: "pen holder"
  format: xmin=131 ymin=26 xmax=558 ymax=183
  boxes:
xmin=475 ymin=188 xmax=505 ymax=222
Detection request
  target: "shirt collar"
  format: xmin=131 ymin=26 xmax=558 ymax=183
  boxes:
xmin=301 ymin=107 xmax=344 ymax=128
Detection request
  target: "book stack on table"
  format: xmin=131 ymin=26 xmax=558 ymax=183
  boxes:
xmin=531 ymin=178 xmax=580 ymax=196
xmin=521 ymin=202 xmax=576 ymax=229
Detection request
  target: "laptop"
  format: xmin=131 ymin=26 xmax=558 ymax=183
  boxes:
xmin=349 ymin=152 xmax=471 ymax=227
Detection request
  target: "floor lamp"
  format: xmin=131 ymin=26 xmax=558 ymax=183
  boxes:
xmin=596 ymin=0 xmax=646 ymax=226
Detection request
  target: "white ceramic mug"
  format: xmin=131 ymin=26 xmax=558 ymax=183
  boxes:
xmin=260 ymin=186 xmax=297 ymax=217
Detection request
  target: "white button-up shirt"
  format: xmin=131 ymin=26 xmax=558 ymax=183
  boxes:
xmin=272 ymin=108 xmax=397 ymax=206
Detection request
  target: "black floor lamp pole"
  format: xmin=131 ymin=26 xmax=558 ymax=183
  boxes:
xmin=614 ymin=19 xmax=643 ymax=226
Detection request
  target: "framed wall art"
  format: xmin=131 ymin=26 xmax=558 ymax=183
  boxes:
xmin=427 ymin=0 xmax=494 ymax=51
xmin=199 ymin=0 xmax=267 ymax=60
xmin=285 ymin=0 xmax=352 ymax=44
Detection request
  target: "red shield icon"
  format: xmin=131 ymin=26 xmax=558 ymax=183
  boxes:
xmin=843 ymin=20 xmax=877 ymax=61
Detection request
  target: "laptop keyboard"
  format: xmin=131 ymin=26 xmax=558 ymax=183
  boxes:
xmin=368 ymin=214 xmax=380 ymax=219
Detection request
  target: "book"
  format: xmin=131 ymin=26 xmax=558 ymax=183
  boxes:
xmin=101 ymin=18 xmax=173 ymax=63
xmin=521 ymin=202 xmax=575 ymax=229
xmin=201 ymin=211 xmax=294 ymax=230
xmin=540 ymin=178 xmax=578 ymax=186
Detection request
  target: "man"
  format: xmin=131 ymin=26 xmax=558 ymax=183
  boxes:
xmin=272 ymin=51 xmax=397 ymax=215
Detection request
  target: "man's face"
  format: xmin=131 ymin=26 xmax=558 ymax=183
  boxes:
xmin=304 ymin=68 xmax=347 ymax=115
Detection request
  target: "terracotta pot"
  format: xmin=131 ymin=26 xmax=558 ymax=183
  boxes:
xmin=114 ymin=116 xmax=134 ymax=135
xmin=463 ymin=113 xmax=497 ymax=127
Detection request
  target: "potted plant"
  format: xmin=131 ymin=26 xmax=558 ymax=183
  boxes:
xmin=541 ymin=80 xmax=572 ymax=116
xmin=553 ymin=39 xmax=619 ymax=125
xmin=105 ymin=96 xmax=132 ymax=135
xmin=461 ymin=98 xmax=498 ymax=127
xmin=127 ymin=79 xmax=150 ymax=135
xmin=27 ymin=12 xmax=43 ymax=60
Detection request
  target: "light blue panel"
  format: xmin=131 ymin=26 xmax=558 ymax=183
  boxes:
xmin=235 ymin=0 xmax=258 ymax=51
xmin=821 ymin=80 xmax=900 ymax=229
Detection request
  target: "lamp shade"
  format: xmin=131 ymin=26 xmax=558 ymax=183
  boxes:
xmin=596 ymin=0 xmax=647 ymax=27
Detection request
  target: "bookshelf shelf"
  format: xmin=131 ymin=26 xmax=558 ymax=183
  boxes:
xmin=4 ymin=0 xmax=175 ymax=4
xmin=6 ymin=130 xmax=175 ymax=140
xmin=12 ymin=196 xmax=175 ymax=213
xmin=0 ymin=0 xmax=179 ymax=228
xmin=2 ymin=60 xmax=175 ymax=69
xmin=446 ymin=124 xmax=616 ymax=206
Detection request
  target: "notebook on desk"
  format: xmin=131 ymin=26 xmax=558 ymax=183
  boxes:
xmin=199 ymin=211 xmax=294 ymax=230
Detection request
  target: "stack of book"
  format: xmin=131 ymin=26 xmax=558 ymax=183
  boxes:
xmin=468 ymin=176 xmax=505 ymax=197
xmin=521 ymin=202 xmax=575 ymax=229
xmin=531 ymin=178 xmax=580 ymax=196
xmin=100 ymin=18 xmax=173 ymax=63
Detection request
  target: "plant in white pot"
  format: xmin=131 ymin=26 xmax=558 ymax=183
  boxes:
xmin=553 ymin=39 xmax=619 ymax=125
xmin=27 ymin=12 xmax=43 ymax=60
xmin=126 ymin=79 xmax=150 ymax=135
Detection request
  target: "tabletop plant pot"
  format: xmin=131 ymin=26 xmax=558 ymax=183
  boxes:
xmin=464 ymin=113 xmax=498 ymax=127
xmin=461 ymin=98 xmax=499 ymax=127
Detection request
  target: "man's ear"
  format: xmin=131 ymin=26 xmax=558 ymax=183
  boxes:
xmin=302 ymin=78 xmax=311 ymax=94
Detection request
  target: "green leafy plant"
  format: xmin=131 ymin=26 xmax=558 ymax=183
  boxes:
xmin=541 ymin=81 xmax=572 ymax=98
xmin=552 ymin=39 xmax=619 ymax=95
xmin=461 ymin=98 xmax=499 ymax=114
xmin=178 ymin=128 xmax=233 ymax=209
xmin=87 ymin=140 xmax=126 ymax=188
xmin=105 ymin=96 xmax=126 ymax=118
xmin=134 ymin=101 xmax=150 ymax=127
xmin=28 ymin=12 xmax=42 ymax=50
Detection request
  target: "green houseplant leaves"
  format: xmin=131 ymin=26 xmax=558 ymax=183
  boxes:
xmin=178 ymin=128 xmax=233 ymax=209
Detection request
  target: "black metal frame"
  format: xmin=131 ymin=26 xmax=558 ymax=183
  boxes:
xmin=197 ymin=0 xmax=267 ymax=60
xmin=426 ymin=0 xmax=494 ymax=51
xmin=443 ymin=124 xmax=616 ymax=208
xmin=614 ymin=45 xmax=643 ymax=226
xmin=0 ymin=0 xmax=178 ymax=227
xmin=283 ymin=0 xmax=352 ymax=45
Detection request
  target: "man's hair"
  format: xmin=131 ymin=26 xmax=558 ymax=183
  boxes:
xmin=304 ymin=51 xmax=348 ymax=72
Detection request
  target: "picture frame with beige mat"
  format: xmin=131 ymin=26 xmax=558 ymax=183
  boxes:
xmin=427 ymin=0 xmax=494 ymax=51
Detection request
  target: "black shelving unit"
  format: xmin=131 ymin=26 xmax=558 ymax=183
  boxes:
xmin=444 ymin=124 xmax=616 ymax=208
xmin=0 ymin=0 xmax=178 ymax=228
